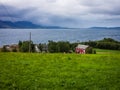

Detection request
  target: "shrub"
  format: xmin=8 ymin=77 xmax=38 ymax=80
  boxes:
xmin=86 ymin=47 xmax=93 ymax=54
xmin=12 ymin=48 xmax=17 ymax=52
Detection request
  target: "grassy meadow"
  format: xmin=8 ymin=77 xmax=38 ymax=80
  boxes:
xmin=95 ymin=48 xmax=120 ymax=54
xmin=0 ymin=50 xmax=120 ymax=90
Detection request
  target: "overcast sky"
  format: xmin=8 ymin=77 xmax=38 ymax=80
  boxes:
xmin=0 ymin=0 xmax=120 ymax=28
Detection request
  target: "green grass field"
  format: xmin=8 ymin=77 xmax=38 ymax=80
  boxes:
xmin=95 ymin=48 xmax=120 ymax=54
xmin=0 ymin=50 xmax=120 ymax=90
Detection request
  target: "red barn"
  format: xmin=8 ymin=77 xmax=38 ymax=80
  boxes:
xmin=75 ymin=44 xmax=89 ymax=54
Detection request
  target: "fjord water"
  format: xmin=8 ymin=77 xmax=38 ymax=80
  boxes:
xmin=0 ymin=28 xmax=120 ymax=46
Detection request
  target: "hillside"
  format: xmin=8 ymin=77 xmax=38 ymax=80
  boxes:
xmin=0 ymin=52 xmax=120 ymax=89
xmin=0 ymin=20 xmax=65 ymax=29
xmin=82 ymin=38 xmax=120 ymax=50
xmin=90 ymin=27 xmax=120 ymax=29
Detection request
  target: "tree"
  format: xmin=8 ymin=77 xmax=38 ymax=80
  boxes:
xmin=20 ymin=41 xmax=29 ymax=52
xmin=38 ymin=43 xmax=43 ymax=52
xmin=18 ymin=40 xmax=22 ymax=51
xmin=57 ymin=41 xmax=70 ymax=53
xmin=48 ymin=41 xmax=71 ymax=53
xmin=86 ymin=47 xmax=93 ymax=54
xmin=19 ymin=41 xmax=34 ymax=52
xmin=48 ymin=40 xmax=57 ymax=53
xmin=18 ymin=41 xmax=22 ymax=47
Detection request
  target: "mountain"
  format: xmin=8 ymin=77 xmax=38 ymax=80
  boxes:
xmin=0 ymin=20 xmax=66 ymax=29
xmin=90 ymin=27 xmax=120 ymax=29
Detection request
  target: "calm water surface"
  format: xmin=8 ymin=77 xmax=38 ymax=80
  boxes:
xmin=0 ymin=29 xmax=120 ymax=46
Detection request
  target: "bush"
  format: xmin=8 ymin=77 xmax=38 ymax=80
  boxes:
xmin=48 ymin=41 xmax=70 ymax=53
xmin=19 ymin=41 xmax=35 ymax=52
xmin=12 ymin=48 xmax=17 ymax=52
xmin=86 ymin=47 xmax=93 ymax=54
xmin=82 ymin=38 xmax=120 ymax=50
xmin=93 ymin=50 xmax=96 ymax=54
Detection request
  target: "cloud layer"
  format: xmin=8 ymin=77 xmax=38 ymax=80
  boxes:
xmin=0 ymin=0 xmax=120 ymax=27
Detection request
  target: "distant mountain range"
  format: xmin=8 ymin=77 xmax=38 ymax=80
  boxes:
xmin=0 ymin=20 xmax=120 ymax=29
xmin=89 ymin=27 xmax=120 ymax=29
xmin=0 ymin=20 xmax=66 ymax=29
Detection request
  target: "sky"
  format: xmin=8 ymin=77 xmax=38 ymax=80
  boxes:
xmin=0 ymin=0 xmax=120 ymax=28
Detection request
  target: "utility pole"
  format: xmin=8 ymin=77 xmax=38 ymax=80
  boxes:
xmin=29 ymin=32 xmax=31 ymax=53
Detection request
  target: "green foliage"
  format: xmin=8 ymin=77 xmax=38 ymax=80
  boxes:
xmin=38 ymin=43 xmax=43 ymax=51
xmin=70 ymin=43 xmax=78 ymax=52
xmin=2 ymin=38 xmax=120 ymax=53
xmin=12 ymin=48 xmax=17 ymax=52
xmin=19 ymin=41 xmax=35 ymax=52
xmin=20 ymin=41 xmax=30 ymax=52
xmin=57 ymin=41 xmax=70 ymax=52
xmin=48 ymin=41 xmax=71 ymax=53
xmin=18 ymin=40 xmax=22 ymax=48
xmin=48 ymin=40 xmax=57 ymax=53
xmin=83 ymin=38 xmax=120 ymax=50
xmin=100 ymin=38 xmax=119 ymax=43
xmin=38 ymin=43 xmax=48 ymax=52
xmin=0 ymin=53 xmax=120 ymax=89
xmin=93 ymin=50 xmax=96 ymax=54
xmin=86 ymin=47 xmax=93 ymax=54
xmin=85 ymin=47 xmax=96 ymax=54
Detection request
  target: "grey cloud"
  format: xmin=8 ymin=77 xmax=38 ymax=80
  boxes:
xmin=0 ymin=0 xmax=120 ymax=27
xmin=0 ymin=4 xmax=37 ymax=21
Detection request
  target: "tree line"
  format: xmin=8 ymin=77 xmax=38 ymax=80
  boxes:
xmin=82 ymin=38 xmax=120 ymax=50
xmin=1 ymin=38 xmax=120 ymax=53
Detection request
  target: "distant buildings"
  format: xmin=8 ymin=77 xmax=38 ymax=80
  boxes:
xmin=1 ymin=44 xmax=19 ymax=52
xmin=1 ymin=43 xmax=49 ymax=53
xmin=35 ymin=45 xmax=41 ymax=53
xmin=1 ymin=43 xmax=91 ymax=54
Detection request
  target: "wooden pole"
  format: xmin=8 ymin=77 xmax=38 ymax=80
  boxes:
xmin=29 ymin=32 xmax=31 ymax=53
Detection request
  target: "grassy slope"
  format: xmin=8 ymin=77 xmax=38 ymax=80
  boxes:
xmin=0 ymin=52 xmax=120 ymax=90
xmin=95 ymin=48 xmax=120 ymax=54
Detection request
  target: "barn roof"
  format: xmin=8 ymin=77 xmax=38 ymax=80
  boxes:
xmin=76 ymin=44 xmax=89 ymax=49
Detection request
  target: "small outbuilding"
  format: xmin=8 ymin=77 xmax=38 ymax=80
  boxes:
xmin=35 ymin=45 xmax=41 ymax=53
xmin=75 ymin=44 xmax=89 ymax=54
